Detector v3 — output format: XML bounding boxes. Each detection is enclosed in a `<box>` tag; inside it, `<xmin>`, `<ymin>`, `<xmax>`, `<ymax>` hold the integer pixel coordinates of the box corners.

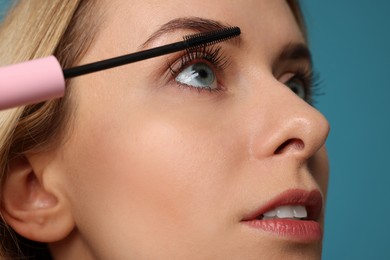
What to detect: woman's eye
<box><xmin>280</xmin><ymin>72</ymin><xmax>307</xmax><ymax>100</ymax></box>
<box><xmin>286</xmin><ymin>77</ymin><xmax>306</xmax><ymax>99</ymax></box>
<box><xmin>175</xmin><ymin>62</ymin><xmax>218</xmax><ymax>90</ymax></box>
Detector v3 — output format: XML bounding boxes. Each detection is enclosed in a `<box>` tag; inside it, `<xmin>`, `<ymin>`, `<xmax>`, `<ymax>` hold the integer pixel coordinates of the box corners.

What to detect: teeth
<box><xmin>262</xmin><ymin>205</ymin><xmax>307</xmax><ymax>220</ymax></box>
<box><xmin>293</xmin><ymin>205</ymin><xmax>307</xmax><ymax>218</ymax></box>
<box><xmin>263</xmin><ymin>209</ymin><xmax>277</xmax><ymax>217</ymax></box>
<box><xmin>276</xmin><ymin>206</ymin><xmax>295</xmax><ymax>218</ymax></box>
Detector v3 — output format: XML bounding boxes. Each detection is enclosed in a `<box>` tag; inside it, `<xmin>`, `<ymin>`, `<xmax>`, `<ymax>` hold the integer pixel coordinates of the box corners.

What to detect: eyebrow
<box><xmin>277</xmin><ymin>43</ymin><xmax>312</xmax><ymax>65</ymax></box>
<box><xmin>140</xmin><ymin>17</ymin><xmax>241</xmax><ymax>49</ymax></box>
<box><xmin>141</xmin><ymin>17</ymin><xmax>311</xmax><ymax>66</ymax></box>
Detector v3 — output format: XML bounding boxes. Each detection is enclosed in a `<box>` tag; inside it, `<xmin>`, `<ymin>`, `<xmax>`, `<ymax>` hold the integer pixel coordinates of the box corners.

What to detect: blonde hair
<box><xmin>0</xmin><ymin>0</ymin><xmax>101</xmax><ymax>258</ymax></box>
<box><xmin>0</xmin><ymin>0</ymin><xmax>304</xmax><ymax>258</ymax></box>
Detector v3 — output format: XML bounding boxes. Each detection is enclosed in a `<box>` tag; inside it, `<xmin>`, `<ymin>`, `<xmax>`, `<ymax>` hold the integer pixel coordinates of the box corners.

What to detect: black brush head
<box><xmin>183</xmin><ymin>27</ymin><xmax>241</xmax><ymax>49</ymax></box>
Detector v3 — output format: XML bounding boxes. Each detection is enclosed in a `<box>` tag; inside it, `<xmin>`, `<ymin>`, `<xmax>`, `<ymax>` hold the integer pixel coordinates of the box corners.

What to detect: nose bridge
<box><xmin>248</xmin><ymin>78</ymin><xmax>330</xmax><ymax>161</ymax></box>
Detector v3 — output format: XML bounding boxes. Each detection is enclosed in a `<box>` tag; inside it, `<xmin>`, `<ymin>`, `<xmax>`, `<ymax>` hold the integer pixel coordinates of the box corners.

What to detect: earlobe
<box><xmin>1</xmin><ymin>156</ymin><xmax>75</xmax><ymax>243</ymax></box>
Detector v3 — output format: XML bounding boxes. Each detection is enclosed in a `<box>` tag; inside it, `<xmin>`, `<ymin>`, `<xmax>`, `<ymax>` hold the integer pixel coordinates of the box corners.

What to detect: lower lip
<box><xmin>242</xmin><ymin>219</ymin><xmax>322</xmax><ymax>242</ymax></box>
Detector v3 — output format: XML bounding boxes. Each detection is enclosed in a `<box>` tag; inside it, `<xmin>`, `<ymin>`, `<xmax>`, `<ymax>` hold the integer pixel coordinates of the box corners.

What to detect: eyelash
<box><xmin>167</xmin><ymin>46</ymin><xmax>323</xmax><ymax>103</ymax></box>
<box><xmin>289</xmin><ymin>68</ymin><xmax>323</xmax><ymax>105</ymax></box>
<box><xmin>168</xmin><ymin>45</ymin><xmax>228</xmax><ymax>92</ymax></box>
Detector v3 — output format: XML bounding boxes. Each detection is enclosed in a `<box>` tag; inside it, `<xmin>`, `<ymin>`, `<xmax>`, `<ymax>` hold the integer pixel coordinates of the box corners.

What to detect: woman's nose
<box><xmin>248</xmin><ymin>77</ymin><xmax>330</xmax><ymax>162</ymax></box>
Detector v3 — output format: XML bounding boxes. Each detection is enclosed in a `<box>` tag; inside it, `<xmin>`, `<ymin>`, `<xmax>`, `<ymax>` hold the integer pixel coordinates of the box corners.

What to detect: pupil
<box><xmin>198</xmin><ymin>69</ymin><xmax>208</xmax><ymax>79</ymax></box>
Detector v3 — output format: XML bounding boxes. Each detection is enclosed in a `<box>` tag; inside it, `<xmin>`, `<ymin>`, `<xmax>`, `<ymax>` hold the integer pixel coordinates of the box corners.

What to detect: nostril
<box><xmin>274</xmin><ymin>138</ymin><xmax>304</xmax><ymax>155</ymax></box>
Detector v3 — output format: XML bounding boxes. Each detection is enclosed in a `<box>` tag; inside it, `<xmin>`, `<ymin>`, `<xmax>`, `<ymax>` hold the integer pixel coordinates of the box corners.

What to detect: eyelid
<box><xmin>168</xmin><ymin>55</ymin><xmax>221</xmax><ymax>78</ymax></box>
<box><xmin>278</xmin><ymin>72</ymin><xmax>295</xmax><ymax>84</ymax></box>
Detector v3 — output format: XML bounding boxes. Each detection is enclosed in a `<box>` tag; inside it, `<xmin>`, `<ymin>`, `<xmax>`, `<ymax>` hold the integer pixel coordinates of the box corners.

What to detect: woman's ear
<box><xmin>1</xmin><ymin>155</ymin><xmax>75</xmax><ymax>243</ymax></box>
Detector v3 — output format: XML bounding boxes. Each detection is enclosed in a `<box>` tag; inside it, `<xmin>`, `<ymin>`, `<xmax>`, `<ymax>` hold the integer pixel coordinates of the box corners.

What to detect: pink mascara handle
<box><xmin>0</xmin><ymin>56</ymin><xmax>65</xmax><ymax>110</ymax></box>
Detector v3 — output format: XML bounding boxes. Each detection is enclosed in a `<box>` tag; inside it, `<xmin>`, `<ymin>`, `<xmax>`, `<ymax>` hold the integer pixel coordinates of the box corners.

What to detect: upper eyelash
<box><xmin>168</xmin><ymin>45</ymin><xmax>230</xmax><ymax>78</ymax></box>
<box><xmin>293</xmin><ymin>69</ymin><xmax>323</xmax><ymax>105</ymax></box>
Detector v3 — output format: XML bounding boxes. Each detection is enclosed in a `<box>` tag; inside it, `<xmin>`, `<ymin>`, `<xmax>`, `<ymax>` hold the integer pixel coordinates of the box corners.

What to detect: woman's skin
<box><xmin>2</xmin><ymin>0</ymin><xmax>329</xmax><ymax>259</ymax></box>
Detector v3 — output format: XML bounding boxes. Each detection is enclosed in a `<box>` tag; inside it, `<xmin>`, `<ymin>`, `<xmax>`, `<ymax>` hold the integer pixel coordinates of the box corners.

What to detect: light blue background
<box><xmin>1</xmin><ymin>1</ymin><xmax>389</xmax><ymax>259</ymax></box>
<box><xmin>0</xmin><ymin>0</ymin><xmax>10</xmax><ymax>20</ymax></box>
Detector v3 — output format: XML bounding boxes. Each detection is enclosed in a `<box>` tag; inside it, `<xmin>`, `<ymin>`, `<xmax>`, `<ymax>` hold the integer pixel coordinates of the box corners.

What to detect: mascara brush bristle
<box><xmin>184</xmin><ymin>27</ymin><xmax>241</xmax><ymax>48</ymax></box>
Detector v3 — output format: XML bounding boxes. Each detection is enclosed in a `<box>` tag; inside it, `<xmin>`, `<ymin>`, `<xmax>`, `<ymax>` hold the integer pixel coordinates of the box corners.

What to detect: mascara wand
<box><xmin>0</xmin><ymin>27</ymin><xmax>240</xmax><ymax>110</ymax></box>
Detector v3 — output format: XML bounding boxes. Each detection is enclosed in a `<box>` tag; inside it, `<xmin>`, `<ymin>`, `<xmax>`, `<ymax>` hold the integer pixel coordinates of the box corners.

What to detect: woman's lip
<box><xmin>241</xmin><ymin>189</ymin><xmax>324</xmax><ymax>242</ymax></box>
<box><xmin>242</xmin><ymin>189</ymin><xmax>323</xmax><ymax>221</ymax></box>
<box><xmin>242</xmin><ymin>219</ymin><xmax>323</xmax><ymax>242</ymax></box>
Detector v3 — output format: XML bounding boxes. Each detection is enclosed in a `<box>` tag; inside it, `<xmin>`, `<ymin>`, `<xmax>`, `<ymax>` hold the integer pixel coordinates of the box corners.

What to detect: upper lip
<box><xmin>241</xmin><ymin>189</ymin><xmax>323</xmax><ymax>221</ymax></box>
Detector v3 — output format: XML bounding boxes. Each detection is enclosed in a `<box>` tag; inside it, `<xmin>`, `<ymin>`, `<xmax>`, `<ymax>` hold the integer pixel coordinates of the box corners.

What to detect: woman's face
<box><xmin>52</xmin><ymin>0</ymin><xmax>329</xmax><ymax>258</ymax></box>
